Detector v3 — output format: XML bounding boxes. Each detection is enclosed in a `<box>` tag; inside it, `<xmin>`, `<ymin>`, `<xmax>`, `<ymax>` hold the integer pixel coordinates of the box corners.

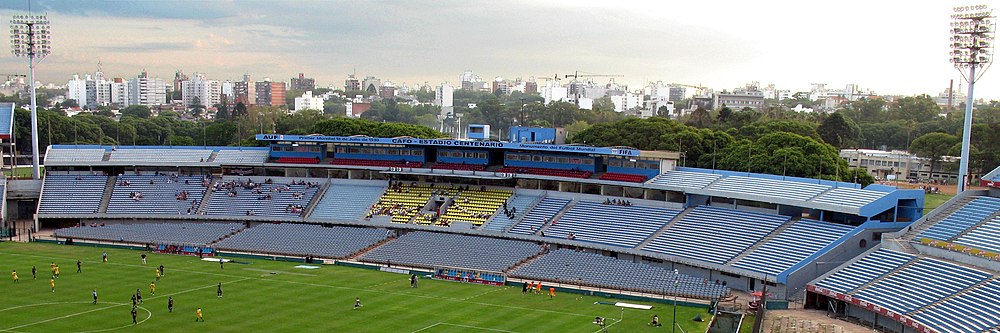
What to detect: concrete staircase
<box><xmin>301</xmin><ymin>180</ymin><xmax>331</xmax><ymax>218</ymax></box>
<box><xmin>725</xmin><ymin>218</ymin><xmax>797</xmax><ymax>265</ymax></box>
<box><xmin>637</xmin><ymin>206</ymin><xmax>693</xmax><ymax>249</ymax></box>
<box><xmin>97</xmin><ymin>176</ymin><xmax>117</xmax><ymax>213</ymax></box>
<box><xmin>534</xmin><ymin>199</ymin><xmax>577</xmax><ymax>236</ymax></box>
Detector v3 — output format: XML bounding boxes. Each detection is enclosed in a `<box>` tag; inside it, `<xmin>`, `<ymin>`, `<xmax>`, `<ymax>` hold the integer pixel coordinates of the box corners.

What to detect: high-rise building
<box><xmin>110</xmin><ymin>78</ymin><xmax>130</xmax><ymax>108</ymax></box>
<box><xmin>255</xmin><ymin>79</ymin><xmax>287</xmax><ymax>107</ymax></box>
<box><xmin>525</xmin><ymin>79</ymin><xmax>538</xmax><ymax>95</ymax></box>
<box><xmin>435</xmin><ymin>82</ymin><xmax>453</xmax><ymax>108</ymax></box>
<box><xmin>294</xmin><ymin>91</ymin><xmax>324</xmax><ymax>112</ymax></box>
<box><xmin>173</xmin><ymin>70</ymin><xmax>189</xmax><ymax>95</ymax></box>
<box><xmin>668</xmin><ymin>87</ymin><xmax>686</xmax><ymax>102</ymax></box>
<box><xmin>362</xmin><ymin>76</ymin><xmax>381</xmax><ymax>95</ymax></box>
<box><xmin>542</xmin><ymin>80</ymin><xmax>568</xmax><ymax>104</ymax></box>
<box><xmin>290</xmin><ymin>73</ymin><xmax>315</xmax><ymax>91</ymax></box>
<box><xmin>345</xmin><ymin>74</ymin><xmax>360</xmax><ymax>91</ymax></box>
<box><xmin>181</xmin><ymin>73</ymin><xmax>221</xmax><ymax>108</ymax></box>
<box><xmin>459</xmin><ymin>70</ymin><xmax>481</xmax><ymax>90</ymax></box>
<box><xmin>379</xmin><ymin>82</ymin><xmax>397</xmax><ymax>99</ymax></box>
<box><xmin>66</xmin><ymin>74</ymin><xmax>88</xmax><ymax>107</ymax></box>
<box><xmin>128</xmin><ymin>71</ymin><xmax>168</xmax><ymax>107</ymax></box>
<box><xmin>234</xmin><ymin>74</ymin><xmax>255</xmax><ymax>106</ymax></box>
<box><xmin>221</xmin><ymin>80</ymin><xmax>234</xmax><ymax>104</ymax></box>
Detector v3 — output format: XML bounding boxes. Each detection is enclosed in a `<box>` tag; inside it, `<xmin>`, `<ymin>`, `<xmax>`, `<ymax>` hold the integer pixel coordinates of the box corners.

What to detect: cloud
<box><xmin>98</xmin><ymin>41</ymin><xmax>192</xmax><ymax>53</ymax></box>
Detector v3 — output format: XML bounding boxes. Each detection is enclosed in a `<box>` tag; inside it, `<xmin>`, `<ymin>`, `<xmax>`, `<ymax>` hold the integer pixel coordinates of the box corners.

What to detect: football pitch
<box><xmin>0</xmin><ymin>242</ymin><xmax>711</xmax><ymax>332</ymax></box>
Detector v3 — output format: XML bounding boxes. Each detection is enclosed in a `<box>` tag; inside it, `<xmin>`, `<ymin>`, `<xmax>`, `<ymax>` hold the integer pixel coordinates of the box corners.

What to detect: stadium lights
<box><xmin>951</xmin><ymin>5</ymin><xmax>995</xmax><ymax>193</ymax></box>
<box><xmin>10</xmin><ymin>13</ymin><xmax>50</xmax><ymax>180</ymax></box>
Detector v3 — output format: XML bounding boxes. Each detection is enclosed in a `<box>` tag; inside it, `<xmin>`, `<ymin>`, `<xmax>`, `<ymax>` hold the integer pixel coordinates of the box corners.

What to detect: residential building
<box><xmin>110</xmin><ymin>78</ymin><xmax>130</xmax><ymax>108</ymax></box>
<box><xmin>172</xmin><ymin>70</ymin><xmax>189</xmax><ymax>94</ymax></box>
<box><xmin>255</xmin><ymin>79</ymin><xmax>287</xmax><ymax>107</ymax></box>
<box><xmin>66</xmin><ymin>74</ymin><xmax>88</xmax><ymax>107</ymax></box>
<box><xmin>294</xmin><ymin>91</ymin><xmax>324</xmax><ymax>112</ymax></box>
<box><xmin>525</xmin><ymin>79</ymin><xmax>538</xmax><ymax>94</ymax></box>
<box><xmin>379</xmin><ymin>81</ymin><xmax>397</xmax><ymax>99</ymax></box>
<box><xmin>233</xmin><ymin>74</ymin><xmax>255</xmax><ymax>106</ymax></box>
<box><xmin>435</xmin><ymin>82</ymin><xmax>453</xmax><ymax>108</ymax></box>
<box><xmin>459</xmin><ymin>70</ymin><xmax>481</xmax><ymax>90</ymax></box>
<box><xmin>290</xmin><ymin>73</ymin><xmax>315</xmax><ymax>92</ymax></box>
<box><xmin>346</xmin><ymin>95</ymin><xmax>371</xmax><ymax>118</ymax></box>
<box><xmin>181</xmin><ymin>73</ymin><xmax>221</xmax><ymax>108</ymax></box>
<box><xmin>840</xmin><ymin>149</ymin><xmax>959</xmax><ymax>182</ymax></box>
<box><xmin>541</xmin><ymin>80</ymin><xmax>568</xmax><ymax>104</ymax></box>
<box><xmin>713</xmin><ymin>83</ymin><xmax>765</xmax><ymax>110</ymax></box>
<box><xmin>668</xmin><ymin>87</ymin><xmax>686</xmax><ymax>102</ymax></box>
<box><xmin>345</xmin><ymin>74</ymin><xmax>360</xmax><ymax>91</ymax></box>
<box><xmin>128</xmin><ymin>71</ymin><xmax>168</xmax><ymax>107</ymax></box>
<box><xmin>610</xmin><ymin>92</ymin><xmax>642</xmax><ymax>112</ymax></box>
<box><xmin>221</xmin><ymin>80</ymin><xmax>234</xmax><ymax>104</ymax></box>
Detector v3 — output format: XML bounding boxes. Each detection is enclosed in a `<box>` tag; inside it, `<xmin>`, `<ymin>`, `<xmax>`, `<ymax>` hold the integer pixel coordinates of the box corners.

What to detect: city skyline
<box><xmin>0</xmin><ymin>1</ymin><xmax>994</xmax><ymax>99</ymax></box>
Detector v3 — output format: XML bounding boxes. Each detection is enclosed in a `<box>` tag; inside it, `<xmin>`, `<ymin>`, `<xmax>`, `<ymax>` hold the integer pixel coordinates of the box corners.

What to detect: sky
<box><xmin>0</xmin><ymin>0</ymin><xmax>996</xmax><ymax>99</ymax></box>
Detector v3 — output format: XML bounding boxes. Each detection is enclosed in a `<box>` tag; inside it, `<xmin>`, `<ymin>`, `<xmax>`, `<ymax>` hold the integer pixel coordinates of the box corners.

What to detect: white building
<box><xmin>128</xmin><ymin>71</ymin><xmax>168</xmax><ymax>107</ymax></box>
<box><xmin>435</xmin><ymin>82</ymin><xmax>453</xmax><ymax>108</ymax></box>
<box><xmin>610</xmin><ymin>92</ymin><xmax>642</xmax><ymax>112</ymax></box>
<box><xmin>542</xmin><ymin>80</ymin><xmax>568</xmax><ymax>104</ymax></box>
<box><xmin>181</xmin><ymin>73</ymin><xmax>221</xmax><ymax>108</ymax></box>
<box><xmin>110</xmin><ymin>78</ymin><xmax>130</xmax><ymax>108</ymax></box>
<box><xmin>294</xmin><ymin>91</ymin><xmax>324</xmax><ymax>112</ymax></box>
<box><xmin>66</xmin><ymin>74</ymin><xmax>88</xmax><ymax>107</ymax></box>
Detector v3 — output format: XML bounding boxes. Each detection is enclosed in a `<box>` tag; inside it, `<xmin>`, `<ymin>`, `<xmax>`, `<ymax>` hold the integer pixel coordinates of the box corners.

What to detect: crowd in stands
<box><xmin>602</xmin><ymin>198</ymin><xmax>632</xmax><ymax>207</ymax></box>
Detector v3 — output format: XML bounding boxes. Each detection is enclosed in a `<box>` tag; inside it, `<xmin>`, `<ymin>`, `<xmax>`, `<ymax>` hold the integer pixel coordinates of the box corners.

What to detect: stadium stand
<box><xmin>814</xmin><ymin>249</ymin><xmax>916</xmax><ymax>293</ymax></box>
<box><xmin>481</xmin><ymin>194</ymin><xmax>539</xmax><ymax>232</ymax></box>
<box><xmin>811</xmin><ymin>188</ymin><xmax>889</xmax><ymax>208</ymax></box>
<box><xmin>598</xmin><ymin>172</ymin><xmax>648</xmax><ymax>183</ymax></box>
<box><xmin>43</xmin><ymin>148</ymin><xmax>107</xmax><ymax>163</ymax></box>
<box><xmin>213</xmin><ymin>223</ymin><xmax>388</xmax><ymax>259</ymax></box>
<box><xmin>437</xmin><ymin>188</ymin><xmax>513</xmax><ymax>225</ymax></box>
<box><xmin>647</xmin><ymin>170</ymin><xmax>722</xmax><ymax>189</ymax></box>
<box><xmin>909</xmin><ymin>278</ymin><xmax>1000</xmax><ymax>333</ymax></box>
<box><xmin>106</xmin><ymin>174</ymin><xmax>209</xmax><ymax>215</ymax></box>
<box><xmin>953</xmin><ymin>216</ymin><xmax>1000</xmax><ymax>253</ymax></box>
<box><xmin>0</xmin><ymin>102</ymin><xmax>13</xmax><ymax>139</ymax></box>
<box><xmin>508</xmin><ymin>197</ymin><xmax>571</xmax><ymax>235</ymax></box>
<box><xmin>851</xmin><ymin>257</ymin><xmax>992</xmax><ymax>314</ymax></box>
<box><xmin>275</xmin><ymin>157</ymin><xmax>320</xmax><ymax>164</ymax></box>
<box><xmin>38</xmin><ymin>174</ymin><xmax>108</xmax><ymax>214</ymax></box>
<box><xmin>311</xmin><ymin>183</ymin><xmax>386</xmax><ymax>221</ymax></box>
<box><xmin>212</xmin><ymin>149</ymin><xmax>270</xmax><ymax>164</ymax></box>
<box><xmin>543</xmin><ymin>201</ymin><xmax>680</xmax><ymax>248</ymax></box>
<box><xmin>205</xmin><ymin>177</ymin><xmax>320</xmax><ymax>217</ymax></box>
<box><xmin>705</xmin><ymin>176</ymin><xmax>829</xmax><ymax>201</ymax></box>
<box><xmin>918</xmin><ymin>196</ymin><xmax>1000</xmax><ymax>242</ymax></box>
<box><xmin>331</xmin><ymin>158</ymin><xmax>422</xmax><ymax>168</ymax></box>
<box><xmin>360</xmin><ymin>231</ymin><xmax>540</xmax><ymax>272</ymax></box>
<box><xmin>432</xmin><ymin>162</ymin><xmax>486</xmax><ymax>171</ymax></box>
<box><xmin>642</xmin><ymin>206</ymin><xmax>789</xmax><ymax>264</ymax></box>
<box><xmin>368</xmin><ymin>183</ymin><xmax>434</xmax><ymax>223</ymax></box>
<box><xmin>54</xmin><ymin>222</ymin><xmax>242</xmax><ymax>246</ymax></box>
<box><xmin>732</xmin><ymin>219</ymin><xmax>854</xmax><ymax>275</ymax></box>
<box><xmin>497</xmin><ymin>166</ymin><xmax>592</xmax><ymax>179</ymax></box>
<box><xmin>508</xmin><ymin>249</ymin><xmax>730</xmax><ymax>299</ymax></box>
<box><xmin>108</xmin><ymin>149</ymin><xmax>213</xmax><ymax>163</ymax></box>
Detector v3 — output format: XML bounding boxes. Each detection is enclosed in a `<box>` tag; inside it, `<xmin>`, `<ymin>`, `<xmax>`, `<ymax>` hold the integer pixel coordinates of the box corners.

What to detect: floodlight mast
<box><xmin>951</xmin><ymin>5</ymin><xmax>994</xmax><ymax>193</ymax></box>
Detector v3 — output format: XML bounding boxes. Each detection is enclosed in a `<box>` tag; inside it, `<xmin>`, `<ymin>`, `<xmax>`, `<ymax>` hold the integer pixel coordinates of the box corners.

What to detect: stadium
<box><xmin>0</xmin><ymin>96</ymin><xmax>999</xmax><ymax>332</ymax></box>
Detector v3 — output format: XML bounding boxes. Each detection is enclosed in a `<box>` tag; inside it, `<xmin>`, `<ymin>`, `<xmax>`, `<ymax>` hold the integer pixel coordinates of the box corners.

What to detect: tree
<box><xmin>215</xmin><ymin>102</ymin><xmax>230</xmax><ymax>120</ymax></box>
<box><xmin>232</xmin><ymin>102</ymin><xmax>248</xmax><ymax>118</ymax></box>
<box><xmin>121</xmin><ymin>105</ymin><xmax>152</xmax><ymax>119</ymax></box>
<box><xmin>818</xmin><ymin>112</ymin><xmax>861</xmax><ymax>148</ymax></box>
<box><xmin>909</xmin><ymin>132</ymin><xmax>960</xmax><ymax>174</ymax></box>
<box><xmin>686</xmin><ymin>106</ymin><xmax>712</xmax><ymax>128</ymax></box>
<box><xmin>888</xmin><ymin>95</ymin><xmax>940</xmax><ymax>122</ymax></box>
<box><xmin>190</xmin><ymin>97</ymin><xmax>205</xmax><ymax>117</ymax></box>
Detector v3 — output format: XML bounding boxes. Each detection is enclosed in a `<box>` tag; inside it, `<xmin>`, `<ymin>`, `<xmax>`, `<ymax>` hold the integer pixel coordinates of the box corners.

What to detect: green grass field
<box><xmin>0</xmin><ymin>242</ymin><xmax>711</xmax><ymax>332</ymax></box>
<box><xmin>2</xmin><ymin>166</ymin><xmax>43</xmax><ymax>178</ymax></box>
<box><xmin>923</xmin><ymin>193</ymin><xmax>954</xmax><ymax>215</ymax></box>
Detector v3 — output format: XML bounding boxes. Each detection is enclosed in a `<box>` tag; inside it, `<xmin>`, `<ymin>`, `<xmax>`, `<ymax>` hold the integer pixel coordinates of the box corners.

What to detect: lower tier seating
<box><xmin>359</xmin><ymin>231</ymin><xmax>540</xmax><ymax>272</ymax></box>
<box><xmin>54</xmin><ymin>222</ymin><xmax>242</xmax><ymax>246</ymax></box>
<box><xmin>213</xmin><ymin>223</ymin><xmax>389</xmax><ymax>259</ymax></box>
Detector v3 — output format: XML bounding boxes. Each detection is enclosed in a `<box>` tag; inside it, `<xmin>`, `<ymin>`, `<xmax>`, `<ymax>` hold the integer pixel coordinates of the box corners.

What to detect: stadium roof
<box><xmin>0</xmin><ymin>102</ymin><xmax>15</xmax><ymax>140</ymax></box>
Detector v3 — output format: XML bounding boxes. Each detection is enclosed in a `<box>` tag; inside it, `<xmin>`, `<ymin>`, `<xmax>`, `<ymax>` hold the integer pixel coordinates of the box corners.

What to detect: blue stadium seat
<box><xmin>38</xmin><ymin>174</ymin><xmax>107</xmax><ymax>214</ymax></box>
<box><xmin>310</xmin><ymin>184</ymin><xmax>386</xmax><ymax>221</ymax></box>
<box><xmin>641</xmin><ymin>206</ymin><xmax>788</xmax><ymax>264</ymax></box>
<box><xmin>214</xmin><ymin>223</ymin><xmax>388</xmax><ymax>259</ymax></box>
<box><xmin>919</xmin><ymin>197</ymin><xmax>1000</xmax><ymax>242</ymax></box>
<box><xmin>54</xmin><ymin>222</ymin><xmax>242</xmax><ymax>246</ymax></box>
<box><xmin>733</xmin><ymin>219</ymin><xmax>854</xmax><ymax>275</ymax></box>
<box><xmin>543</xmin><ymin>201</ymin><xmax>679</xmax><ymax>248</ymax></box>
<box><xmin>814</xmin><ymin>249</ymin><xmax>915</xmax><ymax>293</ymax></box>
<box><xmin>360</xmin><ymin>231</ymin><xmax>540</xmax><ymax>272</ymax></box>
<box><xmin>508</xmin><ymin>197</ymin><xmax>570</xmax><ymax>235</ymax></box>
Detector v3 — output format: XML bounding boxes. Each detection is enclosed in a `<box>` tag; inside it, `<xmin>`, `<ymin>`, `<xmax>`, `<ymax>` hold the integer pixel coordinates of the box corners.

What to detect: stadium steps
<box><xmin>808</xmin><ymin>187</ymin><xmax>836</xmax><ymax>202</ymax></box>
<box><xmin>503</xmin><ymin>250</ymin><xmax>548</xmax><ymax>274</ymax></box>
<box><xmin>102</xmin><ymin>152</ymin><xmax>111</xmax><ymax>161</ymax></box>
<box><xmin>206</xmin><ymin>224</ymin><xmax>248</xmax><ymax>246</ymax></box>
<box><xmin>636</xmin><ymin>206</ymin><xmax>693</xmax><ymax>249</ymax></box>
<box><xmin>846</xmin><ymin>256</ymin><xmax>920</xmax><ymax>294</ymax></box>
<box><xmin>724</xmin><ymin>218</ymin><xmax>799</xmax><ymax>266</ymax></box>
<box><xmin>195</xmin><ymin>178</ymin><xmax>218</xmax><ymax>215</ymax></box>
<box><xmin>302</xmin><ymin>180</ymin><xmax>332</xmax><ymax>218</ymax></box>
<box><xmin>97</xmin><ymin>176</ymin><xmax>117</xmax><ymax>213</ymax></box>
<box><xmin>346</xmin><ymin>235</ymin><xmax>396</xmax><ymax>260</ymax></box>
<box><xmin>206</xmin><ymin>151</ymin><xmax>219</xmax><ymax>163</ymax></box>
<box><xmin>535</xmin><ymin>199</ymin><xmax>577</xmax><ymax>236</ymax></box>
<box><xmin>902</xmin><ymin>196</ymin><xmax>975</xmax><ymax>241</ymax></box>
<box><xmin>502</xmin><ymin>195</ymin><xmax>544</xmax><ymax>233</ymax></box>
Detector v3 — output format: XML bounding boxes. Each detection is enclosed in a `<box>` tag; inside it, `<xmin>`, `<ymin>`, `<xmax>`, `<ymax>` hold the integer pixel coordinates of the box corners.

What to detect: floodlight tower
<box><xmin>951</xmin><ymin>5</ymin><xmax>995</xmax><ymax>192</ymax></box>
<box><xmin>10</xmin><ymin>14</ymin><xmax>50</xmax><ymax>180</ymax></box>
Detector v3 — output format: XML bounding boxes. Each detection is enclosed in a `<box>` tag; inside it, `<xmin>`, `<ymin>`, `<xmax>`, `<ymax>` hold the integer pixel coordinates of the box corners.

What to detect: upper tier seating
<box><xmin>212</xmin><ymin>149</ymin><xmax>269</xmax><ymax>164</ymax></box>
<box><xmin>38</xmin><ymin>174</ymin><xmax>107</xmax><ymax>214</ymax></box>
<box><xmin>852</xmin><ymin>257</ymin><xmax>991</xmax><ymax>314</ymax></box>
<box><xmin>544</xmin><ymin>201</ymin><xmax>680</xmax><ymax>248</ymax></box>
<box><xmin>310</xmin><ymin>183</ymin><xmax>386</xmax><ymax>221</ymax></box>
<box><xmin>919</xmin><ymin>196</ymin><xmax>1000</xmax><ymax>242</ymax></box>
<box><xmin>331</xmin><ymin>158</ymin><xmax>422</xmax><ymax>168</ymax></box>
<box><xmin>213</xmin><ymin>223</ymin><xmax>388</xmax><ymax>259</ymax></box>
<box><xmin>205</xmin><ymin>178</ymin><xmax>320</xmax><ymax>217</ymax></box>
<box><xmin>642</xmin><ymin>206</ymin><xmax>789</xmax><ymax>264</ymax></box>
<box><xmin>44</xmin><ymin>148</ymin><xmax>106</xmax><ymax>163</ymax></box>
<box><xmin>359</xmin><ymin>231</ymin><xmax>540</xmax><ymax>272</ymax></box>
<box><xmin>54</xmin><ymin>222</ymin><xmax>242</xmax><ymax>246</ymax></box>
<box><xmin>648</xmin><ymin>171</ymin><xmax>722</xmax><ymax>189</ymax></box>
<box><xmin>811</xmin><ymin>188</ymin><xmax>888</xmax><ymax>208</ymax></box>
<box><xmin>275</xmin><ymin>157</ymin><xmax>320</xmax><ymax>164</ymax></box>
<box><xmin>705</xmin><ymin>176</ymin><xmax>829</xmax><ymax>202</ymax></box>
<box><xmin>432</xmin><ymin>162</ymin><xmax>486</xmax><ymax>171</ymax></box>
<box><xmin>106</xmin><ymin>174</ymin><xmax>209</xmax><ymax>215</ymax></box>
<box><xmin>509</xmin><ymin>249</ymin><xmax>730</xmax><ymax>300</ymax></box>
<box><xmin>368</xmin><ymin>183</ymin><xmax>434</xmax><ymax>223</ymax></box>
<box><xmin>733</xmin><ymin>219</ymin><xmax>855</xmax><ymax>275</ymax></box>
<box><xmin>437</xmin><ymin>188</ymin><xmax>513</xmax><ymax>226</ymax></box>
<box><xmin>498</xmin><ymin>166</ymin><xmax>592</xmax><ymax>179</ymax></box>
<box><xmin>481</xmin><ymin>195</ymin><xmax>539</xmax><ymax>232</ymax></box>
<box><xmin>109</xmin><ymin>149</ymin><xmax>213</xmax><ymax>163</ymax></box>
<box><xmin>909</xmin><ymin>278</ymin><xmax>1000</xmax><ymax>333</ymax></box>
<box><xmin>954</xmin><ymin>216</ymin><xmax>1000</xmax><ymax>253</ymax></box>
<box><xmin>508</xmin><ymin>197</ymin><xmax>571</xmax><ymax>235</ymax></box>
<box><xmin>598</xmin><ymin>172</ymin><xmax>649</xmax><ymax>183</ymax></box>
<box><xmin>814</xmin><ymin>249</ymin><xmax>916</xmax><ymax>293</ymax></box>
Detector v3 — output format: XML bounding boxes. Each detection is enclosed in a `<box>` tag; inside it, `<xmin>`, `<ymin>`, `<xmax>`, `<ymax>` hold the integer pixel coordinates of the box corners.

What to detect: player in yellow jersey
<box><xmin>11</xmin><ymin>270</ymin><xmax>17</xmax><ymax>283</ymax></box>
<box><xmin>150</xmin><ymin>281</ymin><xmax>156</xmax><ymax>295</ymax></box>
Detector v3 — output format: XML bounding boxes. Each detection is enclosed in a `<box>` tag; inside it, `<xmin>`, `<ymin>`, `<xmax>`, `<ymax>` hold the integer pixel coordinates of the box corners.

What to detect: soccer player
<box><xmin>53</xmin><ymin>265</ymin><xmax>60</xmax><ymax>278</ymax></box>
<box><xmin>219</xmin><ymin>259</ymin><xmax>224</xmax><ymax>270</ymax></box>
<box><xmin>195</xmin><ymin>307</ymin><xmax>204</xmax><ymax>322</ymax></box>
<box><xmin>150</xmin><ymin>281</ymin><xmax>156</xmax><ymax>295</ymax></box>
<box><xmin>131</xmin><ymin>306</ymin><xmax>138</xmax><ymax>324</ymax></box>
<box><xmin>131</xmin><ymin>294</ymin><xmax>137</xmax><ymax>307</ymax></box>
<box><xmin>136</xmin><ymin>288</ymin><xmax>143</xmax><ymax>304</ymax></box>
<box><xmin>353</xmin><ymin>297</ymin><xmax>362</xmax><ymax>310</ymax></box>
<box><xmin>93</xmin><ymin>289</ymin><xmax>99</xmax><ymax>304</ymax></box>
<box><xmin>102</xmin><ymin>252</ymin><xmax>108</xmax><ymax>262</ymax></box>
<box><xmin>77</xmin><ymin>260</ymin><xmax>82</xmax><ymax>273</ymax></box>
<box><xmin>31</xmin><ymin>266</ymin><xmax>35</xmax><ymax>280</ymax></box>
<box><xmin>650</xmin><ymin>315</ymin><xmax>662</xmax><ymax>327</ymax></box>
<box><xmin>155</xmin><ymin>268</ymin><xmax>161</xmax><ymax>281</ymax></box>
<box><xmin>167</xmin><ymin>297</ymin><xmax>173</xmax><ymax>313</ymax></box>
<box><xmin>217</xmin><ymin>283</ymin><xmax>223</xmax><ymax>298</ymax></box>
<box><xmin>141</xmin><ymin>254</ymin><xmax>147</xmax><ymax>265</ymax></box>
<box><xmin>158</xmin><ymin>264</ymin><xmax>164</xmax><ymax>277</ymax></box>
<box><xmin>534</xmin><ymin>282</ymin><xmax>541</xmax><ymax>295</ymax></box>
<box><xmin>549</xmin><ymin>287</ymin><xmax>555</xmax><ymax>299</ymax></box>
<box><xmin>49</xmin><ymin>277</ymin><xmax>55</xmax><ymax>292</ymax></box>
<box><xmin>522</xmin><ymin>281</ymin><xmax>529</xmax><ymax>294</ymax></box>
<box><xmin>11</xmin><ymin>270</ymin><xmax>17</xmax><ymax>283</ymax></box>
